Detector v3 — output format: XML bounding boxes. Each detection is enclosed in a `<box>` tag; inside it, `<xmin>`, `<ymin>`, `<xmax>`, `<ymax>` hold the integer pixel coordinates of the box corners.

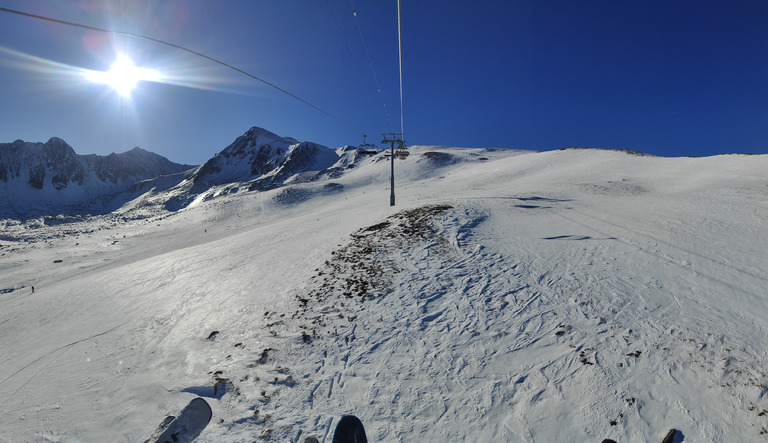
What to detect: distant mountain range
<box><xmin>0</xmin><ymin>137</ymin><xmax>194</xmax><ymax>216</ymax></box>
<box><xmin>0</xmin><ymin>127</ymin><xmax>349</xmax><ymax>218</ymax></box>
<box><xmin>0</xmin><ymin>137</ymin><xmax>192</xmax><ymax>191</ymax></box>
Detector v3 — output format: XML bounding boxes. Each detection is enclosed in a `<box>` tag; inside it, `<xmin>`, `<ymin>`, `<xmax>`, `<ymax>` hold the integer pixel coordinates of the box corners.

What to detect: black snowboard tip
<box><xmin>332</xmin><ymin>415</ymin><xmax>367</xmax><ymax>443</ymax></box>
<box><xmin>662</xmin><ymin>428</ymin><xmax>678</xmax><ymax>443</ymax></box>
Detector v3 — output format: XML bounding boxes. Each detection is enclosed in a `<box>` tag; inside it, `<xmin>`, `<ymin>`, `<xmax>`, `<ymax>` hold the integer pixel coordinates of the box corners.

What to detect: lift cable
<box><xmin>349</xmin><ymin>1</ymin><xmax>395</xmax><ymax>133</ymax></box>
<box><xmin>397</xmin><ymin>0</ymin><xmax>405</xmax><ymax>138</ymax></box>
<box><xmin>0</xmin><ymin>6</ymin><xmax>365</xmax><ymax>135</ymax></box>
<box><xmin>325</xmin><ymin>0</ymin><xmax>354</xmax><ymax>58</ymax></box>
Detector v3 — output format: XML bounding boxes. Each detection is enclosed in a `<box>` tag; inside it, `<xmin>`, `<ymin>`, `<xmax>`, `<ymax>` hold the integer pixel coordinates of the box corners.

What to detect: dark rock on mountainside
<box><xmin>0</xmin><ymin>138</ymin><xmax>86</xmax><ymax>190</ymax></box>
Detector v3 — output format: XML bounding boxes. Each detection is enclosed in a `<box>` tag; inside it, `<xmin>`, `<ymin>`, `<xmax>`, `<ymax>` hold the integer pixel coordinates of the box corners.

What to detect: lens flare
<box><xmin>86</xmin><ymin>54</ymin><xmax>159</xmax><ymax>97</ymax></box>
<box><xmin>0</xmin><ymin>43</ymin><xmax>247</xmax><ymax>101</ymax></box>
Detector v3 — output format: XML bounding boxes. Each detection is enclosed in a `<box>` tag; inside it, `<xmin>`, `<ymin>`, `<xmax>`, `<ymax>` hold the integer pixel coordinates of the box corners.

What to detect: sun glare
<box><xmin>87</xmin><ymin>55</ymin><xmax>159</xmax><ymax>96</ymax></box>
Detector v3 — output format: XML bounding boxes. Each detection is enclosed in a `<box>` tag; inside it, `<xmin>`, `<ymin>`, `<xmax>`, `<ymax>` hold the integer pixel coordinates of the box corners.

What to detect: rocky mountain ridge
<box><xmin>0</xmin><ymin>137</ymin><xmax>194</xmax><ymax>217</ymax></box>
<box><xmin>0</xmin><ymin>127</ymin><xmax>348</xmax><ymax>218</ymax></box>
<box><xmin>0</xmin><ymin>137</ymin><xmax>192</xmax><ymax>191</ymax></box>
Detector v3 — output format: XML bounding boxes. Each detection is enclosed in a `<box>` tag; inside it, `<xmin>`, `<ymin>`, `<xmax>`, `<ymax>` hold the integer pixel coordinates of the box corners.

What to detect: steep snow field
<box><xmin>1</xmin><ymin>147</ymin><xmax>767</xmax><ymax>442</ymax></box>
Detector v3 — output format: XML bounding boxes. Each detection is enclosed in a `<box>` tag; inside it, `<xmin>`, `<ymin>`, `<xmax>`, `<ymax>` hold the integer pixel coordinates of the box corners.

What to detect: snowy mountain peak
<box><xmin>44</xmin><ymin>136</ymin><xmax>72</xmax><ymax>150</ymax></box>
<box><xmin>243</xmin><ymin>126</ymin><xmax>299</xmax><ymax>144</ymax></box>
<box><xmin>192</xmin><ymin>127</ymin><xmax>336</xmax><ymax>187</ymax></box>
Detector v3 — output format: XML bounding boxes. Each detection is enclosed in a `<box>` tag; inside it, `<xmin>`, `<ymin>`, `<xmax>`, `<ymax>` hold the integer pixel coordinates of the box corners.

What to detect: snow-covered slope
<box><xmin>1</xmin><ymin>146</ymin><xmax>767</xmax><ymax>442</ymax></box>
<box><xmin>0</xmin><ymin>138</ymin><xmax>194</xmax><ymax>217</ymax></box>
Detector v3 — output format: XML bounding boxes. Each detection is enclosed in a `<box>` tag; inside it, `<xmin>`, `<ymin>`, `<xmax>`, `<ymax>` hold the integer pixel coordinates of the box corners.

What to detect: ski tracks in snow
<box><xmin>197</xmin><ymin>198</ymin><xmax>768</xmax><ymax>441</ymax></box>
<box><xmin>466</xmin><ymin>194</ymin><xmax>768</xmax><ymax>441</ymax></box>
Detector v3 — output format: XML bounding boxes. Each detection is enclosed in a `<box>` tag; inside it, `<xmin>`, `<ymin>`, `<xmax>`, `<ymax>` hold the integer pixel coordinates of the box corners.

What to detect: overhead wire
<box><xmin>0</xmin><ymin>6</ymin><xmax>365</xmax><ymax>135</ymax></box>
<box><xmin>349</xmin><ymin>1</ymin><xmax>395</xmax><ymax>133</ymax></box>
<box><xmin>325</xmin><ymin>0</ymin><xmax>354</xmax><ymax>58</ymax></box>
<box><xmin>397</xmin><ymin>0</ymin><xmax>405</xmax><ymax>138</ymax></box>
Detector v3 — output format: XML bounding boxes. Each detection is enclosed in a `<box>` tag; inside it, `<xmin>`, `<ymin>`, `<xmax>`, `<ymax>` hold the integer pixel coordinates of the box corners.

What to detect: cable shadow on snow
<box><xmin>542</xmin><ymin>235</ymin><xmax>617</xmax><ymax>241</ymax></box>
<box><xmin>516</xmin><ymin>196</ymin><xmax>571</xmax><ymax>202</ymax></box>
<box><xmin>473</xmin><ymin>196</ymin><xmax>572</xmax><ymax>203</ymax></box>
<box><xmin>459</xmin><ymin>196</ymin><xmax>572</xmax><ymax>210</ymax></box>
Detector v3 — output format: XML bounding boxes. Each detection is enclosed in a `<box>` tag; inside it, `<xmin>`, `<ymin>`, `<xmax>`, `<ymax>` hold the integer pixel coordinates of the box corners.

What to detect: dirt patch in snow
<box><xmin>303</xmin><ymin>204</ymin><xmax>454</xmax><ymax>302</ymax></box>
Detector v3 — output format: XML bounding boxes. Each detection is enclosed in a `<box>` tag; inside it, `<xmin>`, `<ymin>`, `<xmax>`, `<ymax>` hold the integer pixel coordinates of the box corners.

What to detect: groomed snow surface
<box><xmin>1</xmin><ymin>147</ymin><xmax>767</xmax><ymax>442</ymax></box>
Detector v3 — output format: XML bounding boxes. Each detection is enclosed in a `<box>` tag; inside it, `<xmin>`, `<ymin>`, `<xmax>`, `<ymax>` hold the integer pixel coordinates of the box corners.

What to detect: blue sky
<box><xmin>0</xmin><ymin>0</ymin><xmax>766</xmax><ymax>165</ymax></box>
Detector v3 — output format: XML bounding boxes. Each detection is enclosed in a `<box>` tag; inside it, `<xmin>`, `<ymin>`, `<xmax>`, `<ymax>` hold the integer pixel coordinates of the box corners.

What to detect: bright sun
<box><xmin>87</xmin><ymin>55</ymin><xmax>159</xmax><ymax>96</ymax></box>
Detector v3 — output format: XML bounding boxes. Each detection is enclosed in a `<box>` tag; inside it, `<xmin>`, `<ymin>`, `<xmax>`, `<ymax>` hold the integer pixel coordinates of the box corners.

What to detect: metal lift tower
<box><xmin>382</xmin><ymin>132</ymin><xmax>405</xmax><ymax>206</ymax></box>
